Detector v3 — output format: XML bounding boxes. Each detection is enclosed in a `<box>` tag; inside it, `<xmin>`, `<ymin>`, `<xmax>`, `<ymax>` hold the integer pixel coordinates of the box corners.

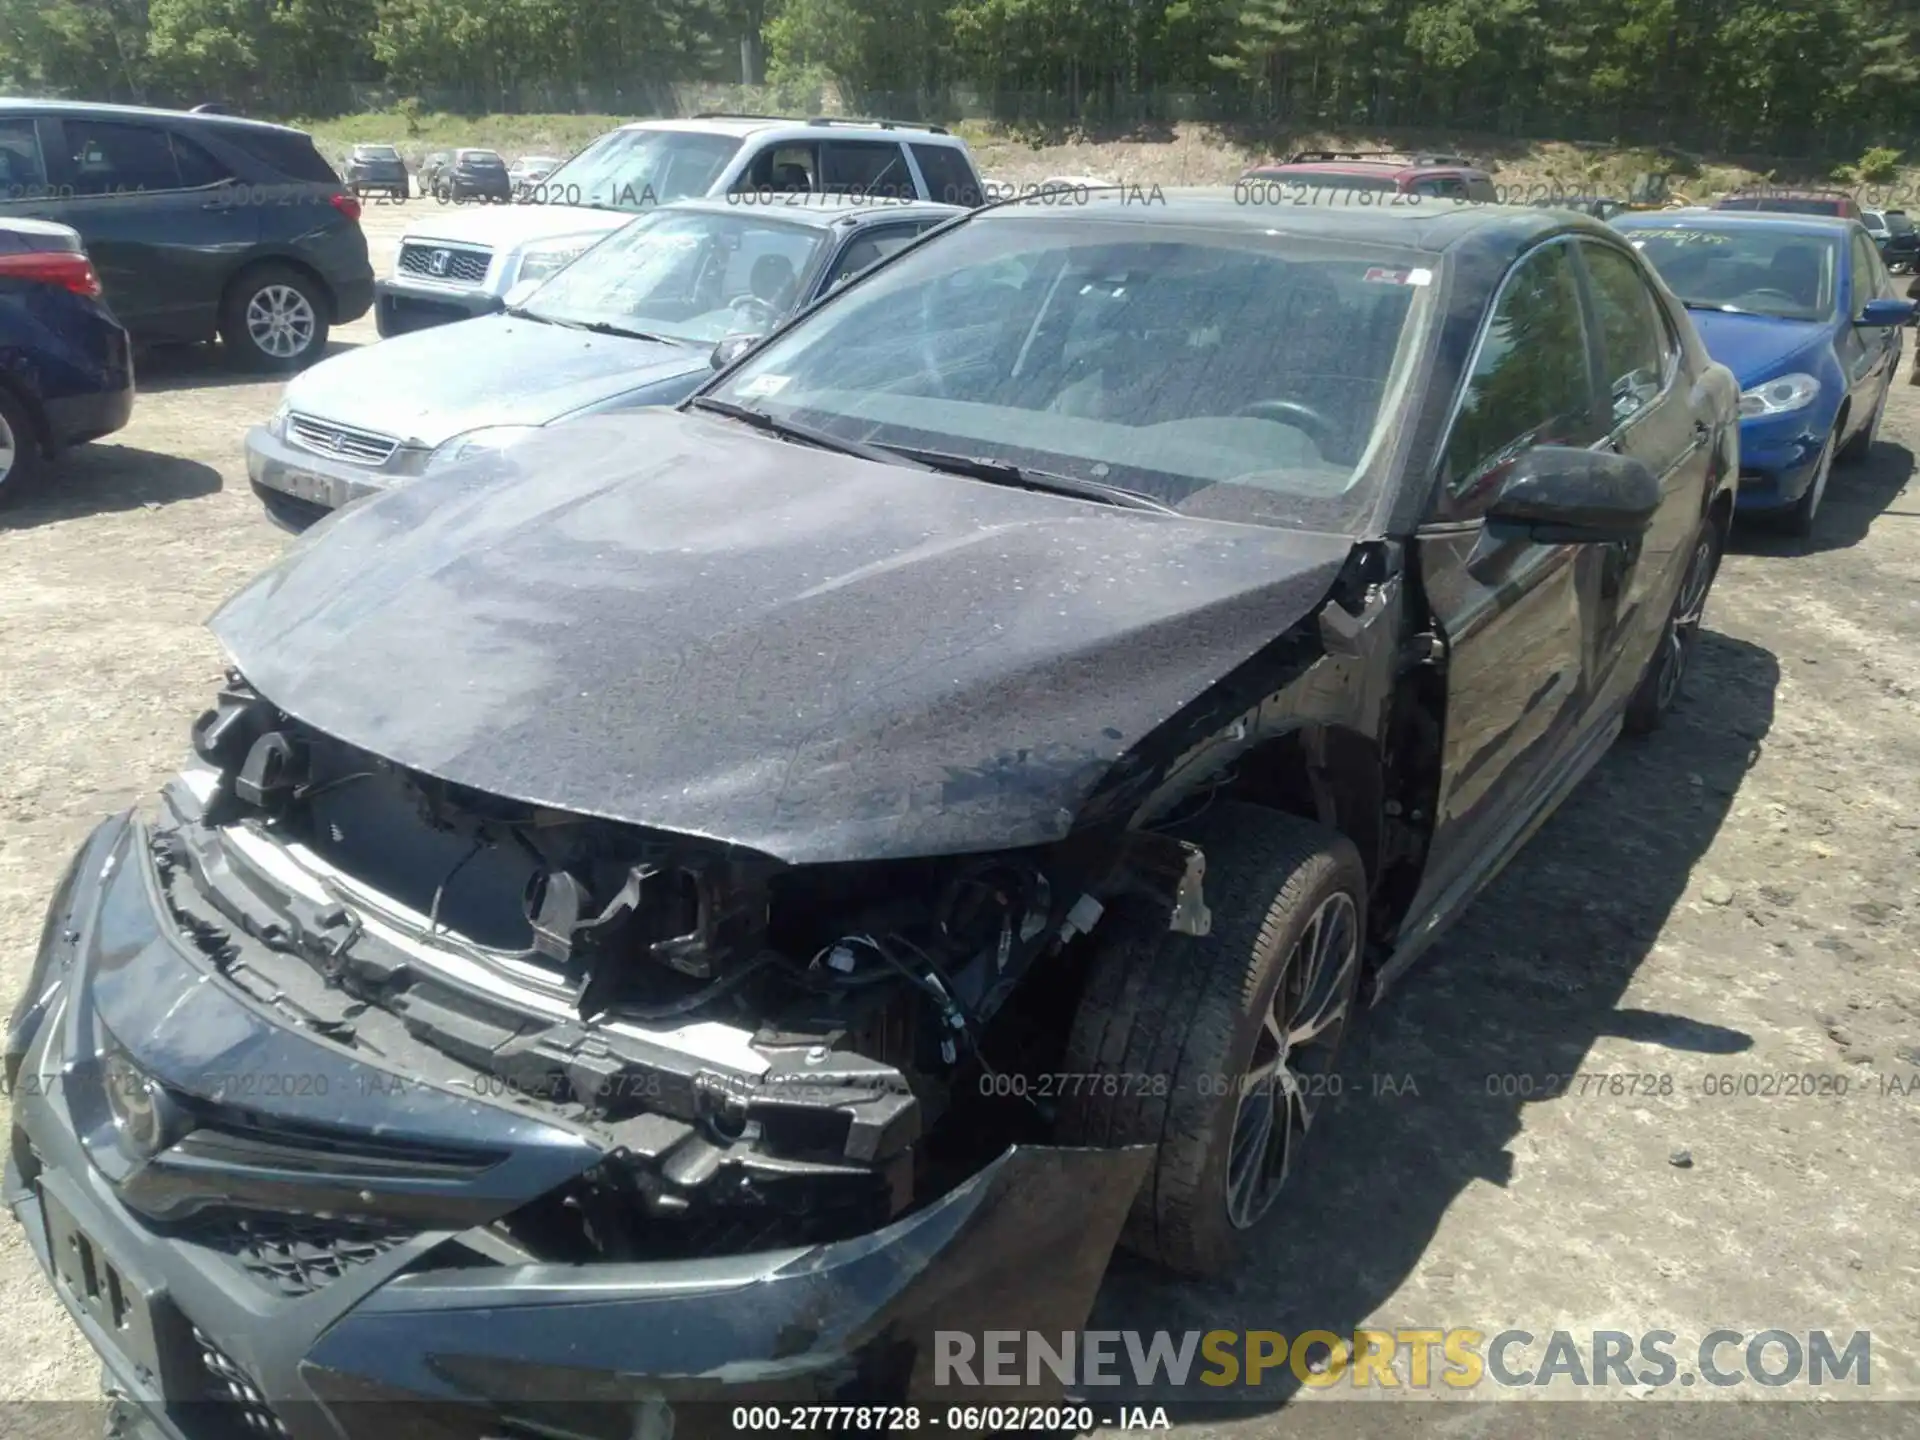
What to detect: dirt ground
<box><xmin>3</xmin><ymin>201</ymin><xmax>1920</xmax><ymax>1429</ymax></box>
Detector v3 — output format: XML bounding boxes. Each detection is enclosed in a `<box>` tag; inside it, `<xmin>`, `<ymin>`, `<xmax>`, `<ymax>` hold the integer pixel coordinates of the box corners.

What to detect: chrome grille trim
<box><xmin>287</xmin><ymin>413</ymin><xmax>400</xmax><ymax>468</ymax></box>
<box><xmin>396</xmin><ymin>241</ymin><xmax>493</xmax><ymax>285</ymax></box>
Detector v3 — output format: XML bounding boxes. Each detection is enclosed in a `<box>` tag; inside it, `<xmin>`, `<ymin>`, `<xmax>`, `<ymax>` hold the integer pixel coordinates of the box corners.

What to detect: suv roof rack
<box><xmin>689</xmin><ymin>111</ymin><xmax>795</xmax><ymax>122</ymax></box>
<box><xmin>808</xmin><ymin>116</ymin><xmax>951</xmax><ymax>135</ymax></box>
<box><xmin>1286</xmin><ymin>148</ymin><xmax>1478</xmax><ymax>168</ymax></box>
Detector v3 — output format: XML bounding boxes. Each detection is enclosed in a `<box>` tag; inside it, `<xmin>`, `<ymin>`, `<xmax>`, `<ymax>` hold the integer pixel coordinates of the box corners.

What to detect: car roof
<box><xmin>661</xmin><ymin>194</ymin><xmax>966</xmax><ymax>228</ymax></box>
<box><xmin>1615</xmin><ymin>210</ymin><xmax>1859</xmax><ymax>238</ymax></box>
<box><xmin>0</xmin><ymin>96</ymin><xmax>315</xmax><ymax>142</ymax></box>
<box><xmin>620</xmin><ymin>116</ymin><xmax>966</xmax><ymax>145</ymax></box>
<box><xmin>1248</xmin><ymin>157</ymin><xmax>1488</xmax><ymax>180</ymax></box>
<box><xmin>973</xmin><ymin>186</ymin><xmax>1606</xmax><ymax>259</ymax></box>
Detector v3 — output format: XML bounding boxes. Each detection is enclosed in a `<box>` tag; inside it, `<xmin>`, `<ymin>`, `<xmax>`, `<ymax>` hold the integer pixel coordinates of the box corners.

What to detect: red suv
<box><xmin>1239</xmin><ymin>149</ymin><xmax>1498</xmax><ymax>201</ymax></box>
<box><xmin>1713</xmin><ymin>187</ymin><xmax>1864</xmax><ymax>220</ymax></box>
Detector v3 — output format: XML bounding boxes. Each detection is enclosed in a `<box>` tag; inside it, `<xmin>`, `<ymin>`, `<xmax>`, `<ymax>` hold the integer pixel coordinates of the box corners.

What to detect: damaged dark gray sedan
<box><xmin>7</xmin><ymin>192</ymin><xmax>1738</xmax><ymax>1438</ymax></box>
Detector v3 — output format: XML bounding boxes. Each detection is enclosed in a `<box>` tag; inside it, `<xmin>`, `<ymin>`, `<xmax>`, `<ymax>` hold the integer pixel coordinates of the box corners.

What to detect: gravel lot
<box><xmin>3</xmin><ymin>203</ymin><xmax>1918</xmax><ymax>1425</ymax></box>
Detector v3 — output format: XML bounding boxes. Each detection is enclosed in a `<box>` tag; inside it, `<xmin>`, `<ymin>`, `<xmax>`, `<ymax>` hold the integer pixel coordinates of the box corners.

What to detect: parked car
<box><xmin>433</xmin><ymin>147</ymin><xmax>512</xmax><ymax>203</ymax></box>
<box><xmin>1617</xmin><ymin>210</ymin><xmax>1912</xmax><ymax>534</ymax></box>
<box><xmin>0</xmin><ymin>217</ymin><xmax>134</xmax><ymax>503</ymax></box>
<box><xmin>374</xmin><ymin>115</ymin><xmax>985</xmax><ymax>336</ymax></box>
<box><xmin>1241</xmin><ymin>149</ymin><xmax>1498</xmax><ymax>201</ymax></box>
<box><xmin>7</xmin><ymin>193</ymin><xmax>1742</xmax><ymax>1429</ymax></box>
<box><xmin>418</xmin><ymin>150</ymin><xmax>452</xmax><ymax>193</ymax></box>
<box><xmin>1862</xmin><ymin>208</ymin><xmax>1917</xmax><ymax>274</ymax></box>
<box><xmin>508</xmin><ymin>153</ymin><xmax>564</xmax><ymax>192</ymax></box>
<box><xmin>1713</xmin><ymin>187</ymin><xmax>1864</xmax><ymax>221</ymax></box>
<box><xmin>1539</xmin><ymin>194</ymin><xmax>1628</xmax><ymax>222</ymax></box>
<box><xmin>343</xmin><ymin>142</ymin><xmax>408</xmax><ymax>199</ymax></box>
<box><xmin>0</xmin><ymin>100</ymin><xmax>371</xmax><ymax>369</ymax></box>
<box><xmin>248</xmin><ymin>194</ymin><xmax>962</xmax><ymax>528</ymax></box>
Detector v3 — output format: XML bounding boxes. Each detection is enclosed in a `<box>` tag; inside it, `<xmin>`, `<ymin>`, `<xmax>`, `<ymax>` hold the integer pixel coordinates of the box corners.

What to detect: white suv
<box><xmin>374</xmin><ymin>114</ymin><xmax>985</xmax><ymax>336</ymax></box>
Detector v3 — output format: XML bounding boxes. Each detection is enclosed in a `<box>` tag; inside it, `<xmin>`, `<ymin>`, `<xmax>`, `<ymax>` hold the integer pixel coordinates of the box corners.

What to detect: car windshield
<box><xmin>703</xmin><ymin>214</ymin><xmax>1430</xmax><ymax>532</ymax></box>
<box><xmin>521</xmin><ymin>208</ymin><xmax>828</xmax><ymax>344</ymax></box>
<box><xmin>539</xmin><ymin>128</ymin><xmax>744</xmax><ymax>213</ymax></box>
<box><xmin>1622</xmin><ymin>224</ymin><xmax>1838</xmax><ymax>320</ymax></box>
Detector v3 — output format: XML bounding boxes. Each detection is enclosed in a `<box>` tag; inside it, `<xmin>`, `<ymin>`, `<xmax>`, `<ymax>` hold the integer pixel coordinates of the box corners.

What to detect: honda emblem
<box><xmin>429</xmin><ymin>248</ymin><xmax>453</xmax><ymax>277</ymax></box>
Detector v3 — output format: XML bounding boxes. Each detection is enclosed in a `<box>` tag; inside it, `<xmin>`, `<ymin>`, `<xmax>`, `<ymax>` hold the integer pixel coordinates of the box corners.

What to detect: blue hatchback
<box><xmin>0</xmin><ymin>218</ymin><xmax>135</xmax><ymax>506</ymax></box>
<box><xmin>1615</xmin><ymin>210</ymin><xmax>1913</xmax><ymax>535</ymax></box>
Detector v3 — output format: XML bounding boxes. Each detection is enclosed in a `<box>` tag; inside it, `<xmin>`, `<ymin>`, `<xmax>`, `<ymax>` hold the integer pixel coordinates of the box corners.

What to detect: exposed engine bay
<box><xmin>154</xmin><ymin>674</ymin><xmax>1220</xmax><ymax>1263</ymax></box>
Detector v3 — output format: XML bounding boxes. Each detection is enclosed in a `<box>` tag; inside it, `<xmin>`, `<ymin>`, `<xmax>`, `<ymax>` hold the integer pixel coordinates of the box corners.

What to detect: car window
<box><xmin>61</xmin><ymin>120</ymin><xmax>183</xmax><ymax>195</ymax></box>
<box><xmin>1465</xmin><ymin>176</ymin><xmax>1497</xmax><ymax>202</ymax></box>
<box><xmin>1412</xmin><ymin>175</ymin><xmax>1468</xmax><ymax>199</ymax></box>
<box><xmin>523</xmin><ymin>208</ymin><xmax>829</xmax><ymax>344</ymax></box>
<box><xmin>1440</xmin><ymin>242</ymin><xmax>1600</xmax><ymax>508</ymax></box>
<box><xmin>1580</xmin><ymin>242</ymin><xmax>1673</xmax><ymax>428</ymax></box>
<box><xmin>171</xmin><ymin>133</ymin><xmax>232</xmax><ymax>189</ymax></box>
<box><xmin>1850</xmin><ymin>229</ymin><xmax>1888</xmax><ymax>309</ymax></box>
<box><xmin>707</xmin><ymin>220</ymin><xmax>1430</xmax><ymax>533</ymax></box>
<box><xmin>911</xmin><ymin>144</ymin><xmax>982</xmax><ymax>207</ymax></box>
<box><xmin>214</xmin><ymin>126</ymin><xmax>339</xmax><ymax>183</ymax></box>
<box><xmin>0</xmin><ymin>118</ymin><xmax>49</xmax><ymax>195</ymax></box>
<box><xmin>1624</xmin><ymin>224</ymin><xmax>1838</xmax><ymax>321</ymax></box>
<box><xmin>740</xmin><ymin>143</ymin><xmax>819</xmax><ymax>194</ymax></box>
<box><xmin>821</xmin><ymin>141</ymin><xmax>914</xmax><ymax>198</ymax></box>
<box><xmin>539</xmin><ymin>128</ymin><xmax>740</xmax><ymax>211</ymax></box>
<box><xmin>822</xmin><ymin>222</ymin><xmax>926</xmax><ymax>291</ymax></box>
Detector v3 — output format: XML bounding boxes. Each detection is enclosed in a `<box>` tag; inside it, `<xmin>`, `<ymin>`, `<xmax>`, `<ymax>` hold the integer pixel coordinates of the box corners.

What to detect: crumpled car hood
<box><xmin>210</xmin><ymin>409</ymin><xmax>1355</xmax><ymax>864</ymax></box>
<box><xmin>282</xmin><ymin>312</ymin><xmax>706</xmax><ymax>446</ymax></box>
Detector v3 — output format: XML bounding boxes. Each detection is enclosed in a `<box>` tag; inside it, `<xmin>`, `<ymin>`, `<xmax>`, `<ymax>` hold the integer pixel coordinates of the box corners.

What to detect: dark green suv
<box><xmin>0</xmin><ymin>100</ymin><xmax>373</xmax><ymax>370</ymax></box>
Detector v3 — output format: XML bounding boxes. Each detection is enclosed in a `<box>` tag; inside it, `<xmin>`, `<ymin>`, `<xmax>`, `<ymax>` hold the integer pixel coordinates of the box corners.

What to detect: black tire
<box><xmin>218</xmin><ymin>263</ymin><xmax>329</xmax><ymax>372</ymax></box>
<box><xmin>0</xmin><ymin>384</ymin><xmax>47</xmax><ymax>507</ymax></box>
<box><xmin>1624</xmin><ymin>512</ymin><xmax>1723</xmax><ymax>735</ymax></box>
<box><xmin>1778</xmin><ymin>424</ymin><xmax>1837</xmax><ymax>538</ymax></box>
<box><xmin>1837</xmin><ymin>389</ymin><xmax>1883</xmax><ymax>465</ymax></box>
<box><xmin>1055</xmin><ymin>801</ymin><xmax>1366</xmax><ymax>1278</ymax></box>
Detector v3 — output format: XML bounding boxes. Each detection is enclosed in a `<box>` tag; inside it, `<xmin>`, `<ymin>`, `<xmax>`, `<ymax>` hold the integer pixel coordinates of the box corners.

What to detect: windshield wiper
<box><xmin>540</xmin><ymin>315</ymin><xmax>683</xmax><ymax>344</ymax></box>
<box><xmin>686</xmin><ymin>397</ymin><xmax>920</xmax><ymax>467</ymax></box>
<box><xmin>1682</xmin><ymin>300</ymin><xmax>1750</xmax><ymax>315</ymax></box>
<box><xmin>874</xmin><ymin>444</ymin><xmax>1176</xmax><ymax>513</ymax></box>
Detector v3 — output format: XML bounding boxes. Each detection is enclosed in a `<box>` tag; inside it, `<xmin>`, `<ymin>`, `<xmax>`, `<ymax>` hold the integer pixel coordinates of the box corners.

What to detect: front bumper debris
<box><xmin>6</xmin><ymin>812</ymin><xmax>1152</xmax><ymax>1440</ymax></box>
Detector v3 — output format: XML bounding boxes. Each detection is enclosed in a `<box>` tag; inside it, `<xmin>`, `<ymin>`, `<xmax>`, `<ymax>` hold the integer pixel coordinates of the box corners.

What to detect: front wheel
<box><xmin>219</xmin><ymin>264</ymin><xmax>329</xmax><ymax>372</ymax></box>
<box><xmin>1055</xmin><ymin>802</ymin><xmax>1366</xmax><ymax>1278</ymax></box>
<box><xmin>1624</xmin><ymin>514</ymin><xmax>1723</xmax><ymax>734</ymax></box>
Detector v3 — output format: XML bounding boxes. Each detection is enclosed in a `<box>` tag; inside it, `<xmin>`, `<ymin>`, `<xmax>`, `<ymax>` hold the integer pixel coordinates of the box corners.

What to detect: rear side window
<box><xmin>0</xmin><ymin>117</ymin><xmax>49</xmax><ymax>194</ymax></box>
<box><xmin>821</xmin><ymin>140</ymin><xmax>913</xmax><ymax>198</ymax></box>
<box><xmin>61</xmin><ymin>120</ymin><xmax>182</xmax><ymax>195</ymax></box>
<box><xmin>1465</xmin><ymin>176</ymin><xmax>1497</xmax><ymax>202</ymax></box>
<box><xmin>910</xmin><ymin>142</ymin><xmax>982</xmax><ymax>207</ymax></box>
<box><xmin>1441</xmin><ymin>242</ymin><xmax>1600</xmax><ymax>508</ymax></box>
<box><xmin>171</xmin><ymin>133</ymin><xmax>233</xmax><ymax>188</ymax></box>
<box><xmin>1412</xmin><ymin>174</ymin><xmax>1469</xmax><ymax>199</ymax></box>
<box><xmin>213</xmin><ymin>125</ymin><xmax>339</xmax><ymax>183</ymax></box>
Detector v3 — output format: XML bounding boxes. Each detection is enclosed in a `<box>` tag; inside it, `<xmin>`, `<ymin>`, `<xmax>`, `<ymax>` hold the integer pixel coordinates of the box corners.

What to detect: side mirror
<box><xmin>503</xmin><ymin>279</ymin><xmax>541</xmax><ymax>310</ymax></box>
<box><xmin>709</xmin><ymin>332</ymin><xmax>762</xmax><ymax>371</ymax></box>
<box><xmin>1485</xmin><ymin>445</ymin><xmax>1661</xmax><ymax>545</ymax></box>
<box><xmin>1857</xmin><ymin>297</ymin><xmax>1916</xmax><ymax>327</ymax></box>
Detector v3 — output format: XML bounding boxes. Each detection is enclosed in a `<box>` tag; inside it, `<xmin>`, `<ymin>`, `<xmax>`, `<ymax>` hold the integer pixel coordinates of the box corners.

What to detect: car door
<box><xmin>1573</xmin><ymin>236</ymin><xmax>1709</xmax><ymax>716</ymax></box>
<box><xmin>1844</xmin><ymin>226</ymin><xmax>1900</xmax><ymax>430</ymax></box>
<box><xmin>39</xmin><ymin>116</ymin><xmax>257</xmax><ymax>339</ymax></box>
<box><xmin>1404</xmin><ymin>238</ymin><xmax>1614</xmax><ymax>923</ymax></box>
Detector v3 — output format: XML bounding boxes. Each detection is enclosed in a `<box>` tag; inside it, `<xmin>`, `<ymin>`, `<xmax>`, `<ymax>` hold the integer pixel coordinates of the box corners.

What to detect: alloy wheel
<box><xmin>245</xmin><ymin>285</ymin><xmax>317</xmax><ymax>360</ymax></box>
<box><xmin>1654</xmin><ymin>529</ymin><xmax>1717</xmax><ymax>712</ymax></box>
<box><xmin>1225</xmin><ymin>890</ymin><xmax>1360</xmax><ymax>1229</ymax></box>
<box><xmin>0</xmin><ymin>408</ymin><xmax>15</xmax><ymax>488</ymax></box>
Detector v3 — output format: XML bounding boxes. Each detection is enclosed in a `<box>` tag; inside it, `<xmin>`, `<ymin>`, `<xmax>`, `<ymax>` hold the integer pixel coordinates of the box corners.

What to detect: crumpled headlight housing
<box><xmin>1739</xmin><ymin>372</ymin><xmax>1820</xmax><ymax>418</ymax></box>
<box><xmin>516</xmin><ymin>239</ymin><xmax>594</xmax><ymax>285</ymax></box>
<box><xmin>424</xmin><ymin>424</ymin><xmax>541</xmax><ymax>473</ymax></box>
